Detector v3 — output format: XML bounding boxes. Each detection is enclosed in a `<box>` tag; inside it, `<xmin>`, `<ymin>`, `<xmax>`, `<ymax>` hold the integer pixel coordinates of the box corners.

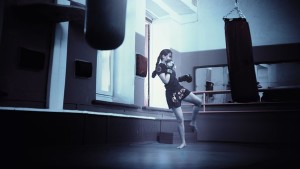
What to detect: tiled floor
<box><xmin>16</xmin><ymin>141</ymin><xmax>300</xmax><ymax>169</ymax></box>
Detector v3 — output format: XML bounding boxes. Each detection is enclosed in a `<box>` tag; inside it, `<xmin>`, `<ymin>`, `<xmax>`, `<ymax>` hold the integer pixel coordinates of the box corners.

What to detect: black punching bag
<box><xmin>224</xmin><ymin>18</ymin><xmax>259</xmax><ymax>102</ymax></box>
<box><xmin>85</xmin><ymin>0</ymin><xmax>127</xmax><ymax>50</ymax></box>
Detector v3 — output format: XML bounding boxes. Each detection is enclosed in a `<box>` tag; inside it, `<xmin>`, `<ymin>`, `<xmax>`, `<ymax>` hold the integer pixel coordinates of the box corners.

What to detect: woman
<box><xmin>152</xmin><ymin>49</ymin><xmax>202</xmax><ymax>149</ymax></box>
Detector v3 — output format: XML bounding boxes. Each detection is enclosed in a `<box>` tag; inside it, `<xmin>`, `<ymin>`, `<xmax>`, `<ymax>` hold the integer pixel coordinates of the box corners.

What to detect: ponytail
<box><xmin>151</xmin><ymin>55</ymin><xmax>161</xmax><ymax>78</ymax></box>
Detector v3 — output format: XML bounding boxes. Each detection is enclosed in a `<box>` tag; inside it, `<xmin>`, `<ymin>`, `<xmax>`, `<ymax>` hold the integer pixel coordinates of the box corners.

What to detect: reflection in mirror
<box><xmin>195</xmin><ymin>66</ymin><xmax>230</xmax><ymax>103</ymax></box>
<box><xmin>195</xmin><ymin>62</ymin><xmax>300</xmax><ymax>103</ymax></box>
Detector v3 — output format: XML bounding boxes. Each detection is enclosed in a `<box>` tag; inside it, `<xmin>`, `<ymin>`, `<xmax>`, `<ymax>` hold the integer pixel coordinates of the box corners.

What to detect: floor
<box><xmin>12</xmin><ymin>141</ymin><xmax>299</xmax><ymax>169</ymax></box>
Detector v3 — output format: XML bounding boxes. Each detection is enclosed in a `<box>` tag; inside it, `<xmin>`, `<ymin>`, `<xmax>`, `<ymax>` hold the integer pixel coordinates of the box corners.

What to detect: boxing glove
<box><xmin>166</xmin><ymin>60</ymin><xmax>174</xmax><ymax>69</ymax></box>
<box><xmin>178</xmin><ymin>74</ymin><xmax>193</xmax><ymax>83</ymax></box>
<box><xmin>165</xmin><ymin>60</ymin><xmax>174</xmax><ymax>74</ymax></box>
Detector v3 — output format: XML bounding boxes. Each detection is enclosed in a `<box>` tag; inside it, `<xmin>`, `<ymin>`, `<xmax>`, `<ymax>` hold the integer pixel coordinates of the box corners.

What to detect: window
<box><xmin>96</xmin><ymin>50</ymin><xmax>114</xmax><ymax>97</ymax></box>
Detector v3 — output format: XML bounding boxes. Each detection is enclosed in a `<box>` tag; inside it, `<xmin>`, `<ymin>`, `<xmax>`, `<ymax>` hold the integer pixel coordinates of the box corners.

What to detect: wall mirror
<box><xmin>194</xmin><ymin>62</ymin><xmax>300</xmax><ymax>103</ymax></box>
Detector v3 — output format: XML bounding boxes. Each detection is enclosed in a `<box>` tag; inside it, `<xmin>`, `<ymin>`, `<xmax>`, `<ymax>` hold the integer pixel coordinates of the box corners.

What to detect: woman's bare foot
<box><xmin>189</xmin><ymin>121</ymin><xmax>198</xmax><ymax>132</ymax></box>
<box><xmin>177</xmin><ymin>143</ymin><xmax>186</xmax><ymax>149</ymax></box>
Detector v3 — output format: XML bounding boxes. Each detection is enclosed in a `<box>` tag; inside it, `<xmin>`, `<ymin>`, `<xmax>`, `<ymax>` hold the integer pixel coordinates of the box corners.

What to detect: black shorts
<box><xmin>166</xmin><ymin>87</ymin><xmax>191</xmax><ymax>109</ymax></box>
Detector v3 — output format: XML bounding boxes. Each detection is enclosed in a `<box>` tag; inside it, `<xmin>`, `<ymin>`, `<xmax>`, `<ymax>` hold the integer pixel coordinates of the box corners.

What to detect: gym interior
<box><xmin>1</xmin><ymin>0</ymin><xmax>300</xmax><ymax>168</ymax></box>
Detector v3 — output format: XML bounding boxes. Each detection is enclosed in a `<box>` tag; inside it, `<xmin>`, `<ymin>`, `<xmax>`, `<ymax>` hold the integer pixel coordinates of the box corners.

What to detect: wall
<box><xmin>0</xmin><ymin>0</ymin><xmax>4</xmax><ymax>47</ymax></box>
<box><xmin>0</xmin><ymin>0</ymin><xmax>148</xmax><ymax>110</ymax></box>
<box><xmin>134</xmin><ymin>0</ymin><xmax>146</xmax><ymax>107</ymax></box>
<box><xmin>267</xmin><ymin>62</ymin><xmax>300</xmax><ymax>87</ymax></box>
<box><xmin>0</xmin><ymin>0</ymin><xmax>54</xmax><ymax>108</ymax></box>
<box><xmin>134</xmin><ymin>33</ymin><xmax>146</xmax><ymax>107</ymax></box>
<box><xmin>179</xmin><ymin>0</ymin><xmax>300</xmax><ymax>52</ymax></box>
<box><xmin>2</xmin><ymin>109</ymin><xmax>299</xmax><ymax>148</ymax></box>
<box><xmin>63</xmin><ymin>21</ymin><xmax>97</xmax><ymax>107</ymax></box>
<box><xmin>47</xmin><ymin>0</ymin><xmax>70</xmax><ymax>110</ymax></box>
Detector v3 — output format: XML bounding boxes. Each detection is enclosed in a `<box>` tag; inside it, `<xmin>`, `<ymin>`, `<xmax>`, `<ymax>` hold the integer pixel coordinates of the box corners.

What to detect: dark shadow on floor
<box><xmin>8</xmin><ymin>141</ymin><xmax>300</xmax><ymax>169</ymax></box>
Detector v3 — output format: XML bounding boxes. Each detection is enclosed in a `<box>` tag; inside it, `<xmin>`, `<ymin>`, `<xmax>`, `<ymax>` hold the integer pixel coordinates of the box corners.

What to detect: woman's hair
<box><xmin>151</xmin><ymin>49</ymin><xmax>173</xmax><ymax>78</ymax></box>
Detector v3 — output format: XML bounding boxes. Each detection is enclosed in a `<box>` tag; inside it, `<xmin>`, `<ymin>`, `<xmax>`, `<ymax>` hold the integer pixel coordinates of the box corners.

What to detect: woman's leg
<box><xmin>172</xmin><ymin>107</ymin><xmax>186</xmax><ymax>149</ymax></box>
<box><xmin>183</xmin><ymin>92</ymin><xmax>202</xmax><ymax>130</ymax></box>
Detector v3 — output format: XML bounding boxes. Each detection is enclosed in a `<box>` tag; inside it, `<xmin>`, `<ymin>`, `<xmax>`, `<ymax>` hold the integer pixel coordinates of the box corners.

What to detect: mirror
<box><xmin>195</xmin><ymin>62</ymin><xmax>300</xmax><ymax>103</ymax></box>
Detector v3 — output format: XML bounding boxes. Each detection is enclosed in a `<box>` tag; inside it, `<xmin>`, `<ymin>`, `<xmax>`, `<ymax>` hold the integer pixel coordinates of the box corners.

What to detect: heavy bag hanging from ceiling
<box><xmin>85</xmin><ymin>0</ymin><xmax>127</xmax><ymax>50</ymax></box>
<box><xmin>223</xmin><ymin>1</ymin><xmax>259</xmax><ymax>102</ymax></box>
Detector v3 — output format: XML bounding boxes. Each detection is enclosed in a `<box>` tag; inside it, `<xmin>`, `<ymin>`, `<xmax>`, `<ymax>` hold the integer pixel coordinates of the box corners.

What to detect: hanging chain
<box><xmin>223</xmin><ymin>0</ymin><xmax>246</xmax><ymax>19</ymax></box>
<box><xmin>235</xmin><ymin>0</ymin><xmax>246</xmax><ymax>18</ymax></box>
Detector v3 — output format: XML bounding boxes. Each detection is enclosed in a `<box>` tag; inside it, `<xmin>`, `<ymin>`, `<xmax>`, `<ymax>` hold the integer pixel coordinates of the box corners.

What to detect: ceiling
<box><xmin>146</xmin><ymin>0</ymin><xmax>198</xmax><ymax>22</ymax></box>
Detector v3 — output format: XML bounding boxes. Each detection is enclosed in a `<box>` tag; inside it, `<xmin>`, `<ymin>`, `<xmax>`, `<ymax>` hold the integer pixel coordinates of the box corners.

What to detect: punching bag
<box><xmin>224</xmin><ymin>18</ymin><xmax>259</xmax><ymax>102</ymax></box>
<box><xmin>85</xmin><ymin>0</ymin><xmax>127</xmax><ymax>50</ymax></box>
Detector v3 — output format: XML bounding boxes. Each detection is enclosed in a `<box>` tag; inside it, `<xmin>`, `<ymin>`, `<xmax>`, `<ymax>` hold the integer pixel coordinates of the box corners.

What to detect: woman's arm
<box><xmin>158</xmin><ymin>73</ymin><xmax>170</xmax><ymax>84</ymax></box>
